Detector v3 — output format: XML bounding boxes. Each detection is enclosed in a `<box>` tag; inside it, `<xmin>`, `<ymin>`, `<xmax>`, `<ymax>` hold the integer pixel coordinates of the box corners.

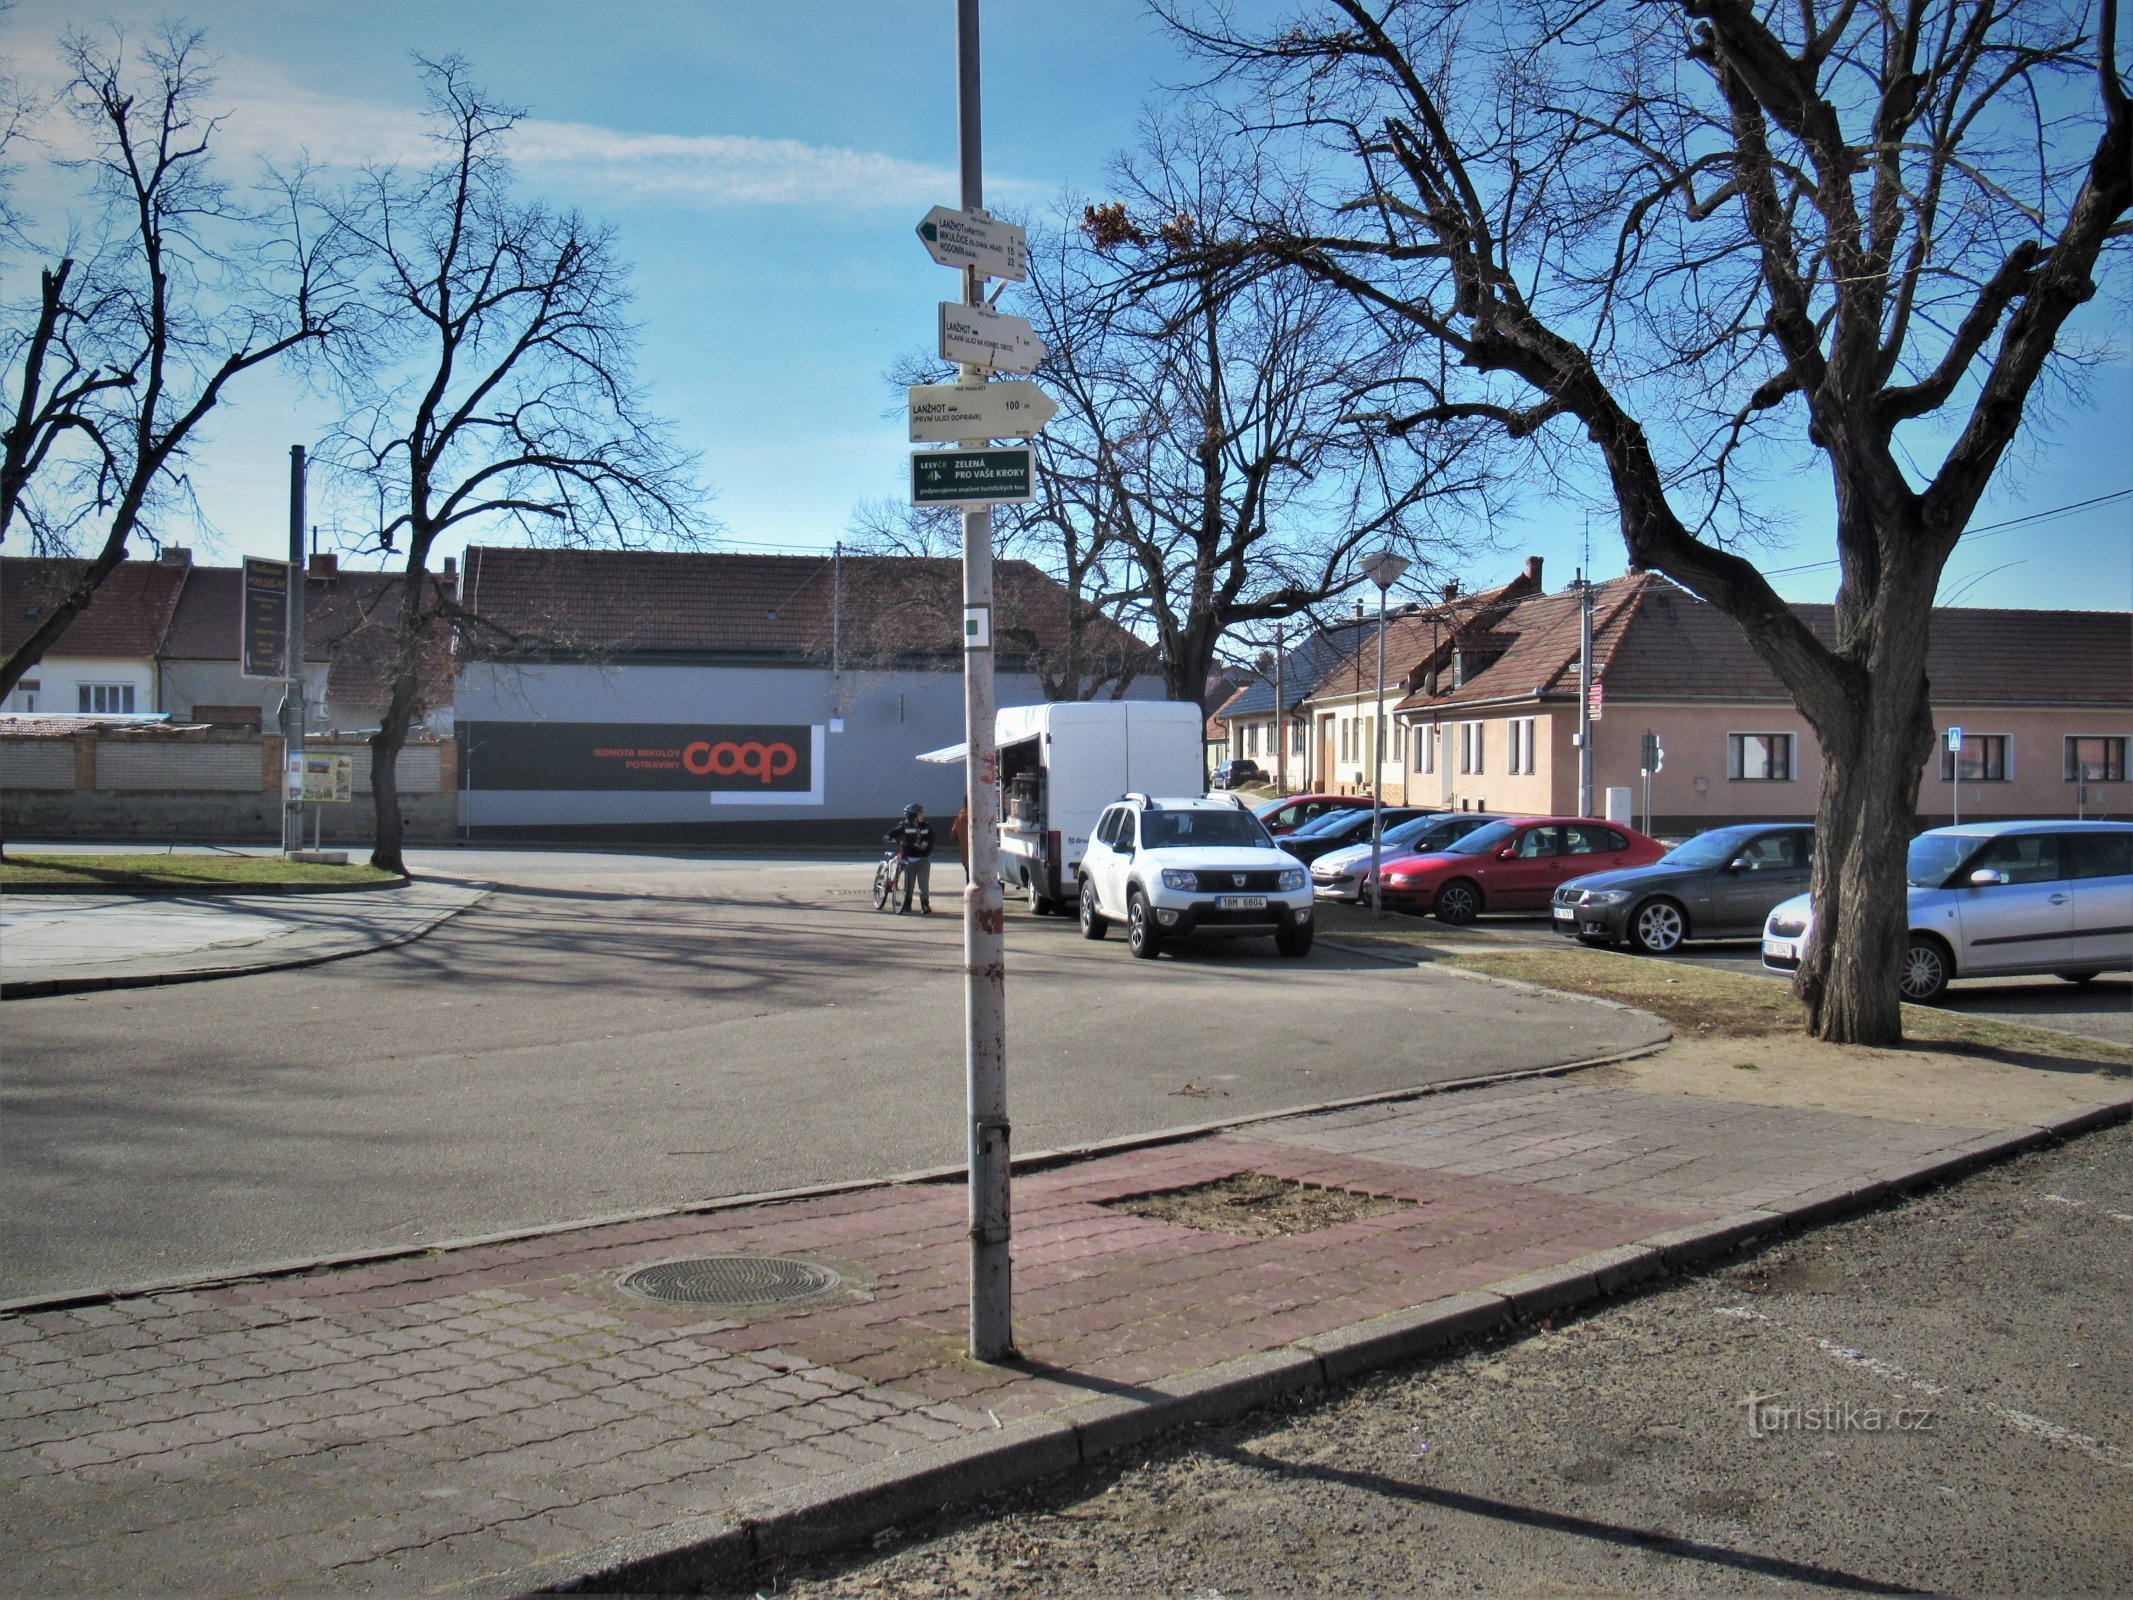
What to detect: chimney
<box><xmin>1441</xmin><ymin>579</ymin><xmax>1459</xmax><ymax>603</ymax></box>
<box><xmin>158</xmin><ymin>546</ymin><xmax>192</xmax><ymax>565</ymax></box>
<box><xmin>308</xmin><ymin>552</ymin><xmax>338</xmax><ymax>576</ymax></box>
<box><xmin>443</xmin><ymin>556</ymin><xmax>457</xmax><ymax>576</ymax></box>
<box><xmin>1523</xmin><ymin>554</ymin><xmax>1544</xmax><ymax>585</ymax></box>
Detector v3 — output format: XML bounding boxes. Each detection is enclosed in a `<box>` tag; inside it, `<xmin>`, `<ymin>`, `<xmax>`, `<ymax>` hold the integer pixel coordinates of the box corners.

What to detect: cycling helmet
<box><xmin>904</xmin><ymin>803</ymin><xmax>923</xmax><ymax>822</ymax></box>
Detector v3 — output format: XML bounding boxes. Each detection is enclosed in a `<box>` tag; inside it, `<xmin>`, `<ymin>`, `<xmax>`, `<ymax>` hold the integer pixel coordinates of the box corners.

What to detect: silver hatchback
<box><xmin>1761</xmin><ymin>820</ymin><xmax>2133</xmax><ymax>1002</ymax></box>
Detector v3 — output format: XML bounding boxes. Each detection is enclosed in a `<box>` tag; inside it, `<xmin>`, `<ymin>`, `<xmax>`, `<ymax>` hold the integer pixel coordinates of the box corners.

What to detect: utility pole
<box><xmin>954</xmin><ymin>0</ymin><xmax>1011</xmax><ymax>1363</ymax></box>
<box><xmin>1272</xmin><ymin>620</ymin><xmax>1286</xmax><ymax>793</ymax></box>
<box><xmin>1575</xmin><ymin>569</ymin><xmax>1594</xmax><ymax>819</ymax></box>
<box><xmin>282</xmin><ymin>446</ymin><xmax>307</xmax><ymax>856</ymax></box>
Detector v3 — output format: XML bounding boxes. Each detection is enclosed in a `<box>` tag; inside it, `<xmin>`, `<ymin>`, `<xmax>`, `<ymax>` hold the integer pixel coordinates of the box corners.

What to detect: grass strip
<box><xmin>1316</xmin><ymin>902</ymin><xmax>2133</xmax><ymax>1069</ymax></box>
<box><xmin>0</xmin><ymin>853</ymin><xmax>399</xmax><ymax>892</ymax></box>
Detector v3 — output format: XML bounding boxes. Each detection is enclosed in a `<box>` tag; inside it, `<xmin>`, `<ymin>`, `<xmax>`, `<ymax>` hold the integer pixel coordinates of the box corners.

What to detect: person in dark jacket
<box><xmin>885</xmin><ymin>803</ymin><xmax>935</xmax><ymax>914</ymax></box>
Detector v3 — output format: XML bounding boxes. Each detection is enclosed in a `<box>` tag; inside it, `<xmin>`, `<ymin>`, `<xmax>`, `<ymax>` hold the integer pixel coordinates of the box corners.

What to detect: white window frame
<box><xmin>1940</xmin><ymin>732</ymin><xmax>2012</xmax><ymax>783</ymax></box>
<box><xmin>1727</xmin><ymin>732</ymin><xmax>1795</xmax><ymax>781</ymax></box>
<box><xmin>1459</xmin><ymin>720</ymin><xmax>1485</xmax><ymax>776</ymax></box>
<box><xmin>1415</xmin><ymin>723</ymin><xmax>1435</xmax><ymax>774</ymax></box>
<box><xmin>1507</xmin><ymin>717</ymin><xmax>1537</xmax><ymax>775</ymax></box>
<box><xmin>78</xmin><ymin>683</ymin><xmax>137</xmax><ymax>715</ymax></box>
<box><xmin>2065</xmin><ymin>735</ymin><xmax>2127</xmax><ymax>783</ymax></box>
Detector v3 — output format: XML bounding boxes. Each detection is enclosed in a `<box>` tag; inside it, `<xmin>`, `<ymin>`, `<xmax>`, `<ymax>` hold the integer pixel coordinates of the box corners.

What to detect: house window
<box><xmin>1244</xmin><ymin>723</ymin><xmax>1259</xmax><ymax>759</ymax></box>
<box><xmin>1291</xmin><ymin>719</ymin><xmax>1306</xmax><ymax>757</ymax></box>
<box><xmin>1392</xmin><ymin>720</ymin><xmax>1406</xmax><ymax>764</ymax></box>
<box><xmin>1507</xmin><ymin>717</ymin><xmax>1537</xmax><ymax>775</ymax></box>
<box><xmin>12</xmin><ymin>679</ymin><xmax>37</xmax><ymax>712</ymax></box>
<box><xmin>2066</xmin><ymin>736</ymin><xmax>2126</xmax><ymax>783</ymax></box>
<box><xmin>1459</xmin><ymin>721</ymin><xmax>1485</xmax><ymax>776</ymax></box>
<box><xmin>1728</xmin><ymin>732</ymin><xmax>1794</xmax><ymax>781</ymax></box>
<box><xmin>1939</xmin><ymin>733</ymin><xmax>2009</xmax><ymax>782</ymax></box>
<box><xmin>78</xmin><ymin>683</ymin><xmax>136</xmax><ymax>715</ymax></box>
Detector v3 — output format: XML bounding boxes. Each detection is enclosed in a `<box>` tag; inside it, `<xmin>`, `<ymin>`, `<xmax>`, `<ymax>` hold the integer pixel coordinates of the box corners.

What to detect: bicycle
<box><xmin>872</xmin><ymin>849</ymin><xmax>906</xmax><ymax>911</ymax></box>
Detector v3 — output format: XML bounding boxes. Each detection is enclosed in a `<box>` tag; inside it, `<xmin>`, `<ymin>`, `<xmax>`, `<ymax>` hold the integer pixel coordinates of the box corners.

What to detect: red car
<box><xmin>1252</xmin><ymin>793</ymin><xmax>1356</xmax><ymax>837</ymax></box>
<box><xmin>1379</xmin><ymin>816</ymin><xmax>1666</xmax><ymax>922</ymax></box>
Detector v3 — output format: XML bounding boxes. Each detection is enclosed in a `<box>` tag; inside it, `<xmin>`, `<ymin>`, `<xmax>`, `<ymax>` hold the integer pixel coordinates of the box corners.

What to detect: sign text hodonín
<box><xmin>241</xmin><ymin>557</ymin><xmax>291</xmax><ymax>679</ymax></box>
<box><xmin>911</xmin><ymin>447</ymin><xmax>1034</xmax><ymax>506</ymax></box>
<box><xmin>457</xmin><ymin>722</ymin><xmax>814</xmax><ymax>793</ymax></box>
<box><xmin>914</xmin><ymin>206</ymin><xmax>1028</xmax><ymax>281</ymax></box>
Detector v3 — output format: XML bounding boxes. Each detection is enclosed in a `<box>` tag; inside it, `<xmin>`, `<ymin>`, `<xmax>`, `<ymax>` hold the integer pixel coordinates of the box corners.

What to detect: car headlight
<box><xmin>1160</xmin><ymin>868</ymin><xmax>1199</xmax><ymax>892</ymax></box>
<box><xmin>1384</xmin><ymin>872</ymin><xmax>1412</xmax><ymax>886</ymax></box>
<box><xmin>1278</xmin><ymin>868</ymin><xmax>1306</xmax><ymax>891</ymax></box>
<box><xmin>1767</xmin><ymin>914</ymin><xmax>1808</xmax><ymax>937</ymax></box>
<box><xmin>1582</xmin><ymin>889</ymin><xmax>1632</xmax><ymax>906</ymax></box>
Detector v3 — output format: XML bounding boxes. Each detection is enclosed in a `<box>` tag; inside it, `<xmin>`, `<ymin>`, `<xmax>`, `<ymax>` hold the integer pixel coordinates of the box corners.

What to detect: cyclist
<box><xmin>884</xmin><ymin>803</ymin><xmax>936</xmax><ymax>914</ymax></box>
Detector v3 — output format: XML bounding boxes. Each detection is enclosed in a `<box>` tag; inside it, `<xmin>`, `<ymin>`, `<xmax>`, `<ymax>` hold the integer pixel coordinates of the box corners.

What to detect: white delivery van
<box><xmin>920</xmin><ymin>700</ymin><xmax>1207</xmax><ymax>913</ymax></box>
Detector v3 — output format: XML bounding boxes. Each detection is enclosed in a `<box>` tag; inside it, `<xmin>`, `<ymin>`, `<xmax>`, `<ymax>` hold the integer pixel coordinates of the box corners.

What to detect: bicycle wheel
<box><xmin>872</xmin><ymin>859</ymin><xmax>895</xmax><ymax>909</ymax></box>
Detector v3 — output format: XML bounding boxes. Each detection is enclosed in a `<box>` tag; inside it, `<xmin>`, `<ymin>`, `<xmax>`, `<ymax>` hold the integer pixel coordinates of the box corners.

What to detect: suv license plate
<box><xmin>1762</xmin><ymin>938</ymin><xmax>1796</xmax><ymax>962</ymax></box>
<box><xmin>1219</xmin><ymin>894</ymin><xmax>1268</xmax><ymax>910</ymax></box>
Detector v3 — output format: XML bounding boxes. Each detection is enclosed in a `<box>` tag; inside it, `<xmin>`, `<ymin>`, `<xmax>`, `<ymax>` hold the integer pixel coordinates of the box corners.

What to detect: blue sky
<box><xmin>5</xmin><ymin>0</ymin><xmax>2128</xmax><ymax>621</ymax></box>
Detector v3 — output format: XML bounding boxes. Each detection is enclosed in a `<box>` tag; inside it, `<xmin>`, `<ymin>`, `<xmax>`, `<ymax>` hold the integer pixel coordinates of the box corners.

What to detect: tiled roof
<box><xmin>457</xmin><ymin>547</ymin><xmax>1147</xmax><ymax>671</ymax></box>
<box><xmin>2</xmin><ymin>558</ymin><xmax>189</xmax><ymax>658</ymax></box>
<box><xmin>1221</xmin><ymin>614</ymin><xmax>1382</xmax><ymax>720</ymax></box>
<box><xmin>1305</xmin><ymin>566</ymin><xmax>1547</xmax><ymax>709</ymax></box>
<box><xmin>1397</xmin><ymin>573</ymin><xmax>2133</xmax><ymax>712</ymax></box>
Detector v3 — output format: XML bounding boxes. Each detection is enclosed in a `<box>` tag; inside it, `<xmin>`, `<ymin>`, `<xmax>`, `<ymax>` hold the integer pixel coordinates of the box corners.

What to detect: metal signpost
<box><xmin>1640</xmin><ymin>731</ymin><xmax>1663</xmax><ymax>837</ymax></box>
<box><xmin>912</xmin><ymin>0</ymin><xmax>1058</xmax><ymax>1363</ymax></box>
<box><xmin>1947</xmin><ymin>725</ymin><xmax>1963</xmax><ymax>825</ymax></box>
<box><xmin>1360</xmin><ymin>551</ymin><xmax>1409</xmax><ymax>915</ymax></box>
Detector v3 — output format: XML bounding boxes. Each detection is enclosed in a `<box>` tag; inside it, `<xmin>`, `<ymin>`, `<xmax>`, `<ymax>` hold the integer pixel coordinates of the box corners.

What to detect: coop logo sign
<box><xmin>681</xmin><ymin>738</ymin><xmax>797</xmax><ymax>783</ymax></box>
<box><xmin>460</xmin><ymin>720</ymin><xmax>815</xmax><ymax>796</ymax></box>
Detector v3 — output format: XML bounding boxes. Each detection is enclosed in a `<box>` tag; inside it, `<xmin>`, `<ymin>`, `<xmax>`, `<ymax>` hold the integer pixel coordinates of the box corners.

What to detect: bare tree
<box><xmin>327</xmin><ymin>58</ymin><xmax>706</xmax><ymax>873</ymax></box>
<box><xmin>1008</xmin><ymin>111</ymin><xmax>1503</xmax><ymax>712</ymax></box>
<box><xmin>0</xmin><ymin>23</ymin><xmax>348</xmax><ymax>700</ymax></box>
<box><xmin>1157</xmin><ymin>0</ymin><xmax>2129</xmax><ymax>1043</ymax></box>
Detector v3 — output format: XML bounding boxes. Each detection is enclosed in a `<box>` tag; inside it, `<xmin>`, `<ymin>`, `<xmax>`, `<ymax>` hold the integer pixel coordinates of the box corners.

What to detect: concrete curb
<box><xmin>518</xmin><ymin>1096</ymin><xmax>2133</xmax><ymax>1594</ymax></box>
<box><xmin>0</xmin><ymin>884</ymin><xmax>492</xmax><ymax>1002</ymax></box>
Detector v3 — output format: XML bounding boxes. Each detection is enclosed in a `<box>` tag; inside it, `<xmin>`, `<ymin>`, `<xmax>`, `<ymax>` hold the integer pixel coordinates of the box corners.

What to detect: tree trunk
<box><xmin>367</xmin><ymin>566</ymin><xmax>430</xmax><ymax>876</ymax></box>
<box><xmin>1792</xmin><ymin>608</ymin><xmax>1936</xmax><ymax>1046</ymax></box>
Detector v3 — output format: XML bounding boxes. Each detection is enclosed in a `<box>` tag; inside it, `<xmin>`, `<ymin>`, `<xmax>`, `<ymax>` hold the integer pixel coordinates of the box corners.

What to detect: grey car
<box><xmin>1553</xmin><ymin>821</ymin><xmax>1815</xmax><ymax>954</ymax></box>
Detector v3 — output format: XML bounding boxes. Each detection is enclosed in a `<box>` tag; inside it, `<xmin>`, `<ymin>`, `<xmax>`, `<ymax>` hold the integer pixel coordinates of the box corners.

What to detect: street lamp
<box><xmin>1360</xmin><ymin>549</ymin><xmax>1409</xmax><ymax>915</ymax></box>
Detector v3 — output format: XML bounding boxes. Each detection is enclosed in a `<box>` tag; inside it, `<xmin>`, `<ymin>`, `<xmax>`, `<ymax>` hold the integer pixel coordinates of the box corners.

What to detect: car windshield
<box><xmin>1907</xmin><ymin>832</ymin><xmax>1976</xmax><ymax>887</ymax></box>
<box><xmin>1381</xmin><ymin>814</ymin><xmax>1447</xmax><ymax>848</ymax></box>
<box><xmin>1442</xmin><ymin>820</ymin><xmax>1520</xmax><ymax>856</ymax></box>
<box><xmin>1659</xmin><ymin>828</ymin><xmax>1756</xmax><ymax>869</ymax></box>
<box><xmin>1141</xmin><ymin>810</ymin><xmax>1274</xmax><ymax>849</ymax></box>
<box><xmin>1288</xmin><ymin>808</ymin><xmax>1365</xmax><ymax>839</ymax></box>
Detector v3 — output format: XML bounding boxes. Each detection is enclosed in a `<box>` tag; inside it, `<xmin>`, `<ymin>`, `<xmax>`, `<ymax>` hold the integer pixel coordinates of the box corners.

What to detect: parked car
<box><xmin>1280</xmin><ymin>805</ymin><xmax>1435</xmax><ymax>866</ymax></box>
<box><xmin>1554</xmin><ymin>821</ymin><xmax>1816</xmax><ymax>953</ymax></box>
<box><xmin>1208</xmin><ymin>759</ymin><xmax>1266</xmax><ymax>790</ymax></box>
<box><xmin>1253</xmin><ymin>793</ymin><xmax>1354</xmax><ymax>837</ymax></box>
<box><xmin>1761</xmin><ymin>820</ymin><xmax>2133</xmax><ymax>1002</ymax></box>
<box><xmin>1380</xmin><ymin>817</ymin><xmax>1668</xmax><ymax>922</ymax></box>
<box><xmin>1077</xmin><ymin>793</ymin><xmax>1316</xmax><ymax>959</ymax></box>
<box><xmin>1313</xmin><ymin>812</ymin><xmax>1506</xmax><ymax>901</ymax></box>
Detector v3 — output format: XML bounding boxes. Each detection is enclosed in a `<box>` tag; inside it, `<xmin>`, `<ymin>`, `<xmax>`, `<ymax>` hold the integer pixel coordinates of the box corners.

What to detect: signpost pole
<box><xmin>955</xmin><ymin>0</ymin><xmax>1013</xmax><ymax>1364</ymax></box>
<box><xmin>283</xmin><ymin>446</ymin><xmax>307</xmax><ymax>857</ymax></box>
<box><xmin>1576</xmin><ymin>570</ymin><xmax>1594</xmax><ymax>818</ymax></box>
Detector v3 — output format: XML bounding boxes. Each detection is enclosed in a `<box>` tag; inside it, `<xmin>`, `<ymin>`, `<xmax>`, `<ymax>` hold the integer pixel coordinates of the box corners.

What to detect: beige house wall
<box><xmin>1394</xmin><ymin>700</ymin><xmax>2132</xmax><ymax>831</ymax></box>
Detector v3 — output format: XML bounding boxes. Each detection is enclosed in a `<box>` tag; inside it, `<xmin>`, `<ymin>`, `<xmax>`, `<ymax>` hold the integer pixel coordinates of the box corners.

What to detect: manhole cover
<box><xmin>618</xmin><ymin>1255</ymin><xmax>842</xmax><ymax>1307</ymax></box>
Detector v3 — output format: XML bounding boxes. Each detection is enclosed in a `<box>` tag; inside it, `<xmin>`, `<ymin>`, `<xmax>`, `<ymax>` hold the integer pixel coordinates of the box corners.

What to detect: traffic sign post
<box><xmin>939</xmin><ymin>300</ymin><xmax>1044</xmax><ymax>374</ymax></box>
<box><xmin>908</xmin><ymin>379</ymin><xmax>1058</xmax><ymax>442</ymax></box>
<box><xmin>1947</xmin><ymin>725</ymin><xmax>1963</xmax><ymax>825</ymax></box>
<box><xmin>1640</xmin><ymin>731</ymin><xmax>1662</xmax><ymax>837</ymax></box>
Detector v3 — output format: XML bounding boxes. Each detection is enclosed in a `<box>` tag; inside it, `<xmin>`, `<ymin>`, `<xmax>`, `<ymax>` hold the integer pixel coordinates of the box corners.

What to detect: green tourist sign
<box><xmin>910</xmin><ymin>446</ymin><xmax>1034</xmax><ymax>506</ymax></box>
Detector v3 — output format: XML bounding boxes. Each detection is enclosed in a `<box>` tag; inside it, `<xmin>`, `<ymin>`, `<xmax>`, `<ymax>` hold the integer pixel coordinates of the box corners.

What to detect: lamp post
<box><xmin>1360</xmin><ymin>549</ymin><xmax>1409</xmax><ymax>914</ymax></box>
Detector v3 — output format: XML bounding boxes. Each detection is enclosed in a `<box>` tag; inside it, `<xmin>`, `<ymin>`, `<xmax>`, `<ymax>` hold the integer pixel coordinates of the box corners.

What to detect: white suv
<box><xmin>1078</xmin><ymin>794</ymin><xmax>1316</xmax><ymax>959</ymax></box>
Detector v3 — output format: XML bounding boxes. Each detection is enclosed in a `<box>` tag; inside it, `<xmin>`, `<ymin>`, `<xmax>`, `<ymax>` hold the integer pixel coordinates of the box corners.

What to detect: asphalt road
<box><xmin>1</xmin><ymin>852</ymin><xmax>1664</xmax><ymax>1302</ymax></box>
<box><xmin>740</xmin><ymin>1121</ymin><xmax>2133</xmax><ymax>1598</ymax></box>
<box><xmin>1437</xmin><ymin>911</ymin><xmax>2133</xmax><ymax>1048</ymax></box>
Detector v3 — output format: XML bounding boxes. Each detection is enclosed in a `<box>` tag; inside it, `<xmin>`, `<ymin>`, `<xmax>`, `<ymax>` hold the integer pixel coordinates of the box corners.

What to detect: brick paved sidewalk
<box><xmin>5</xmin><ymin>1074</ymin><xmax>2126</xmax><ymax>1597</ymax></box>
